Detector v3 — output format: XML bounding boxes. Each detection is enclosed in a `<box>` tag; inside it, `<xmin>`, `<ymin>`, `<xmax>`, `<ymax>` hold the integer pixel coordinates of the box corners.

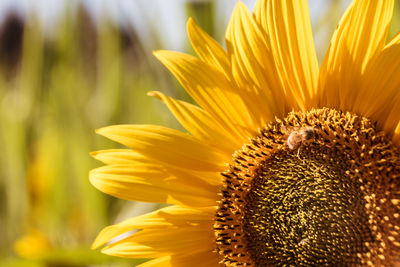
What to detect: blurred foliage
<box><xmin>0</xmin><ymin>4</ymin><xmax>176</xmax><ymax>267</ymax></box>
<box><xmin>0</xmin><ymin>0</ymin><xmax>399</xmax><ymax>266</ymax></box>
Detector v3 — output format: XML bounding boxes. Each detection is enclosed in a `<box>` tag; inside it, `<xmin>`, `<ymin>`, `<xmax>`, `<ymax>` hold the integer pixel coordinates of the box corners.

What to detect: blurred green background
<box><xmin>0</xmin><ymin>0</ymin><xmax>398</xmax><ymax>266</ymax></box>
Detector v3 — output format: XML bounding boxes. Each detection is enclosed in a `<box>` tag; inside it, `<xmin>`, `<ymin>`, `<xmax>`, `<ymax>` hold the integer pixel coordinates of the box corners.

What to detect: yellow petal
<box><xmin>253</xmin><ymin>0</ymin><xmax>319</xmax><ymax>109</ymax></box>
<box><xmin>153</xmin><ymin>50</ymin><xmax>255</xmax><ymax>142</ymax></box>
<box><xmin>382</xmin><ymin>99</ymin><xmax>400</xmax><ymax>141</ymax></box>
<box><xmin>353</xmin><ymin>33</ymin><xmax>400</xmax><ymax>132</ymax></box>
<box><xmin>137</xmin><ymin>251</ymin><xmax>218</xmax><ymax>267</ymax></box>
<box><xmin>137</xmin><ymin>256</ymin><xmax>171</xmax><ymax>267</ymax></box>
<box><xmin>96</xmin><ymin>124</ymin><xmax>227</xmax><ymax>172</ymax></box>
<box><xmin>89</xmin><ymin>164</ymin><xmax>218</xmax><ymax>206</ymax></box>
<box><xmin>138</xmin><ymin>251</ymin><xmax>219</xmax><ymax>267</ymax></box>
<box><xmin>393</xmin><ymin>121</ymin><xmax>400</xmax><ymax>146</ymax></box>
<box><xmin>101</xmin><ymin>225</ymin><xmax>214</xmax><ymax>258</ymax></box>
<box><xmin>226</xmin><ymin>2</ymin><xmax>286</xmax><ymax>119</ymax></box>
<box><xmin>188</xmin><ymin>15</ymin><xmax>274</xmax><ymax>133</ymax></box>
<box><xmin>166</xmin><ymin>164</ymin><xmax>222</xmax><ymax>186</ymax></box>
<box><xmin>319</xmin><ymin>0</ymin><xmax>394</xmax><ymax>110</ymax></box>
<box><xmin>92</xmin><ymin>149</ymin><xmax>223</xmax><ymax>186</ymax></box>
<box><xmin>187</xmin><ymin>18</ymin><xmax>231</xmax><ymax>80</ymax></box>
<box><xmin>92</xmin><ymin>205</ymin><xmax>214</xmax><ymax>249</ymax></box>
<box><xmin>148</xmin><ymin>91</ymin><xmax>240</xmax><ymax>154</ymax></box>
<box><xmin>91</xmin><ymin>149</ymin><xmax>150</xmax><ymax>165</ymax></box>
<box><xmin>168</xmin><ymin>251</ymin><xmax>219</xmax><ymax>266</ymax></box>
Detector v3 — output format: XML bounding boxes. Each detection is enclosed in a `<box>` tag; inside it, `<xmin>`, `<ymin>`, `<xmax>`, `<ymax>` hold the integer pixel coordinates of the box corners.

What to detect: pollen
<box><xmin>214</xmin><ymin>108</ymin><xmax>400</xmax><ymax>266</ymax></box>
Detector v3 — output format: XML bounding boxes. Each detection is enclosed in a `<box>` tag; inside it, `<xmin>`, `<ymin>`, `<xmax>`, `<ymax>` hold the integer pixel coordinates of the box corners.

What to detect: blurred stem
<box><xmin>186</xmin><ymin>0</ymin><xmax>215</xmax><ymax>38</ymax></box>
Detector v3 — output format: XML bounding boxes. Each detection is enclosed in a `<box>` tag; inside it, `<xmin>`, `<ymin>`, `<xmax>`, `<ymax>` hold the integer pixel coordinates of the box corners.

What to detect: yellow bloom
<box><xmin>90</xmin><ymin>0</ymin><xmax>400</xmax><ymax>265</ymax></box>
<box><xmin>14</xmin><ymin>228</ymin><xmax>52</xmax><ymax>259</ymax></box>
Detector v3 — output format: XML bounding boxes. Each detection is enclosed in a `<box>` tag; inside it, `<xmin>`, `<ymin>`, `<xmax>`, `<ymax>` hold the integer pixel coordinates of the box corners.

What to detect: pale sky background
<box><xmin>0</xmin><ymin>0</ymin><xmax>351</xmax><ymax>55</ymax></box>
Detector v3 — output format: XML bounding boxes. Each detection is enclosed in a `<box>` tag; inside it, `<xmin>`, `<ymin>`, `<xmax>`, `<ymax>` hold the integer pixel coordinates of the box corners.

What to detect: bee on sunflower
<box><xmin>90</xmin><ymin>0</ymin><xmax>400</xmax><ymax>266</ymax></box>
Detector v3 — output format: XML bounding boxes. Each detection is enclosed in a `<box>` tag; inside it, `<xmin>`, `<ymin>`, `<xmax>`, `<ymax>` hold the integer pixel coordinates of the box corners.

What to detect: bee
<box><xmin>281</xmin><ymin>126</ymin><xmax>317</xmax><ymax>157</ymax></box>
<box><xmin>298</xmin><ymin>238</ymin><xmax>309</xmax><ymax>247</ymax></box>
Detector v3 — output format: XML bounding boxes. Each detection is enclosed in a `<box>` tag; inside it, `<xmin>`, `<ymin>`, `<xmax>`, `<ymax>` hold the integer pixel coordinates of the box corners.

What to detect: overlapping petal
<box><xmin>91</xmin><ymin>149</ymin><xmax>151</xmax><ymax>165</ymax></box>
<box><xmin>90</xmin><ymin>163</ymin><xmax>218</xmax><ymax>206</ymax></box>
<box><xmin>92</xmin><ymin>148</ymin><xmax>223</xmax><ymax>186</ymax></box>
<box><xmin>148</xmin><ymin>91</ymin><xmax>240</xmax><ymax>154</ymax></box>
<box><xmin>154</xmin><ymin>50</ymin><xmax>255</xmax><ymax>142</ymax></box>
<box><xmin>137</xmin><ymin>256</ymin><xmax>171</xmax><ymax>267</ymax></box>
<box><xmin>96</xmin><ymin>124</ymin><xmax>227</xmax><ymax>172</ymax></box>
<box><xmin>253</xmin><ymin>0</ymin><xmax>319</xmax><ymax>109</ymax></box>
<box><xmin>92</xmin><ymin>205</ymin><xmax>214</xmax><ymax>249</ymax></box>
<box><xmin>187</xmin><ymin>18</ymin><xmax>231</xmax><ymax>80</ymax></box>
<box><xmin>137</xmin><ymin>251</ymin><xmax>219</xmax><ymax>267</ymax></box>
<box><xmin>350</xmin><ymin>34</ymin><xmax>400</xmax><ymax>142</ymax></box>
<box><xmin>319</xmin><ymin>0</ymin><xmax>394</xmax><ymax>110</ymax></box>
<box><xmin>101</xmin><ymin>226</ymin><xmax>214</xmax><ymax>258</ymax></box>
<box><xmin>188</xmin><ymin>14</ymin><xmax>273</xmax><ymax>134</ymax></box>
<box><xmin>226</xmin><ymin>2</ymin><xmax>286</xmax><ymax>120</ymax></box>
<box><xmin>95</xmin><ymin>213</ymin><xmax>217</xmax><ymax>266</ymax></box>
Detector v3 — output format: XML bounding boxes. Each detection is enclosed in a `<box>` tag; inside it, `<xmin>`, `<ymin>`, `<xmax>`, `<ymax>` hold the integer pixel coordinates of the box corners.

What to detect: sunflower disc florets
<box><xmin>215</xmin><ymin>108</ymin><xmax>400</xmax><ymax>266</ymax></box>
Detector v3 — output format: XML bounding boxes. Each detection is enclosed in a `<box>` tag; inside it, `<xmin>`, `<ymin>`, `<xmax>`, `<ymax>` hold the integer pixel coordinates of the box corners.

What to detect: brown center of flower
<box><xmin>214</xmin><ymin>108</ymin><xmax>400</xmax><ymax>266</ymax></box>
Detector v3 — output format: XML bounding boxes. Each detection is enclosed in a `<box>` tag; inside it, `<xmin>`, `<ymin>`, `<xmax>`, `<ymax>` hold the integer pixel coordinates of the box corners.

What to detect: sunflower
<box><xmin>90</xmin><ymin>0</ymin><xmax>400</xmax><ymax>266</ymax></box>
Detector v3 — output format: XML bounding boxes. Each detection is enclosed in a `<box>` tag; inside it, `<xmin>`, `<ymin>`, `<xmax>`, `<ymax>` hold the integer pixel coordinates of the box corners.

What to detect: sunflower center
<box><xmin>245</xmin><ymin>143</ymin><xmax>370</xmax><ymax>266</ymax></box>
<box><xmin>214</xmin><ymin>108</ymin><xmax>400</xmax><ymax>266</ymax></box>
